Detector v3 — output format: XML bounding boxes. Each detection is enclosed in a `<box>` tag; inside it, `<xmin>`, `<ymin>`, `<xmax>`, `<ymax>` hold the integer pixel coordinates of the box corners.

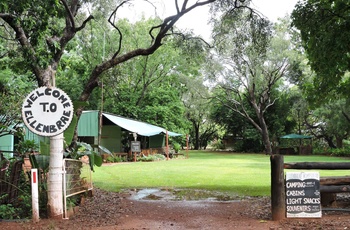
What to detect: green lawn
<box><xmin>92</xmin><ymin>151</ymin><xmax>350</xmax><ymax>197</ymax></box>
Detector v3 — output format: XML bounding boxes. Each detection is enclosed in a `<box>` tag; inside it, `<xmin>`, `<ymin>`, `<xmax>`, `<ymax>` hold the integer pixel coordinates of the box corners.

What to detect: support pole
<box><xmin>48</xmin><ymin>133</ymin><xmax>64</xmax><ymax>218</ymax></box>
<box><xmin>166</xmin><ymin>131</ymin><xmax>169</xmax><ymax>160</ymax></box>
<box><xmin>186</xmin><ymin>134</ymin><xmax>189</xmax><ymax>158</ymax></box>
<box><xmin>270</xmin><ymin>154</ymin><xmax>285</xmax><ymax>221</ymax></box>
<box><xmin>31</xmin><ymin>169</ymin><xmax>39</xmax><ymax>223</ymax></box>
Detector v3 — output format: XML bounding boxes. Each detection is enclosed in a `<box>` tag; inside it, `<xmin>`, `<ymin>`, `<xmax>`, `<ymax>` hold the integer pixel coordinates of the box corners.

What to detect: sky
<box><xmin>179</xmin><ymin>0</ymin><xmax>300</xmax><ymax>40</ymax></box>
<box><xmin>252</xmin><ymin>0</ymin><xmax>299</xmax><ymax>22</ymax></box>
<box><xmin>118</xmin><ymin>0</ymin><xmax>299</xmax><ymax>40</ymax></box>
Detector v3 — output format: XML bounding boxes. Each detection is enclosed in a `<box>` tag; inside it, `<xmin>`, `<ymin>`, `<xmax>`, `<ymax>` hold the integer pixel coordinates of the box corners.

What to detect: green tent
<box><xmin>276</xmin><ymin>134</ymin><xmax>313</xmax><ymax>155</ymax></box>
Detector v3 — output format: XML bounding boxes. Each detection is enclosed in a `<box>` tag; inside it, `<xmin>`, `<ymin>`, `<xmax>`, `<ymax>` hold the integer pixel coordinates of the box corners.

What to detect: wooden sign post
<box><xmin>131</xmin><ymin>141</ymin><xmax>141</xmax><ymax>162</ymax></box>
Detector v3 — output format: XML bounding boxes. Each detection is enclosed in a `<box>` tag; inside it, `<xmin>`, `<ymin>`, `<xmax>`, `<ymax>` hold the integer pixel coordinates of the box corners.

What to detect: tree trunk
<box><xmin>259</xmin><ymin>116</ymin><xmax>272</xmax><ymax>155</ymax></box>
<box><xmin>336</xmin><ymin>136</ymin><xmax>343</xmax><ymax>148</ymax></box>
<box><xmin>324</xmin><ymin>135</ymin><xmax>336</xmax><ymax>148</ymax></box>
<box><xmin>193</xmin><ymin>122</ymin><xmax>200</xmax><ymax>150</ymax></box>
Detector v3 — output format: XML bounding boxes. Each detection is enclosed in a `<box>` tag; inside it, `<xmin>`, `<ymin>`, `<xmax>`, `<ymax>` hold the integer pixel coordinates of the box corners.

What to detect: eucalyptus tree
<box><xmin>0</xmin><ymin>0</ymin><xmax>255</xmax><ymax>217</ymax></box>
<box><xmin>182</xmin><ymin>75</ymin><xmax>217</xmax><ymax>150</ymax></box>
<box><xmin>210</xmin><ymin>13</ymin><xmax>299</xmax><ymax>154</ymax></box>
<box><xmin>210</xmin><ymin>81</ymin><xmax>298</xmax><ymax>152</ymax></box>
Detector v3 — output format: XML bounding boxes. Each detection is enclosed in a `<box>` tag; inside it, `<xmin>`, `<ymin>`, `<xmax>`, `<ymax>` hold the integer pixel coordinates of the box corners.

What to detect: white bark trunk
<box><xmin>47</xmin><ymin>133</ymin><xmax>64</xmax><ymax>218</ymax></box>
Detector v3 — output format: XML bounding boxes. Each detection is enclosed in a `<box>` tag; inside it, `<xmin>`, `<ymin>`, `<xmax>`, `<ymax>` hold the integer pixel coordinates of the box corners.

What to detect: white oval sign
<box><xmin>22</xmin><ymin>87</ymin><xmax>74</xmax><ymax>136</ymax></box>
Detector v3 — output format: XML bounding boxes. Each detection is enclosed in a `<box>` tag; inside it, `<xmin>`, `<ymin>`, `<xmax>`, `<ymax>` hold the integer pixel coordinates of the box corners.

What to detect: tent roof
<box><xmin>102</xmin><ymin>112</ymin><xmax>182</xmax><ymax>137</ymax></box>
<box><xmin>280</xmin><ymin>134</ymin><xmax>312</xmax><ymax>139</ymax></box>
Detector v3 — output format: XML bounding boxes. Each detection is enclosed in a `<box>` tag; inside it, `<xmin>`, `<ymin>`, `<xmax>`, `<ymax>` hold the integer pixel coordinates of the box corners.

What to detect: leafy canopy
<box><xmin>292</xmin><ymin>0</ymin><xmax>350</xmax><ymax>95</ymax></box>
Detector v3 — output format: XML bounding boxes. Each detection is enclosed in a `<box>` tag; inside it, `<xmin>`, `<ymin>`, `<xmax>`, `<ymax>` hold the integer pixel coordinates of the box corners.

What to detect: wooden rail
<box><xmin>271</xmin><ymin>155</ymin><xmax>350</xmax><ymax>221</ymax></box>
<box><xmin>284</xmin><ymin>162</ymin><xmax>350</xmax><ymax>170</ymax></box>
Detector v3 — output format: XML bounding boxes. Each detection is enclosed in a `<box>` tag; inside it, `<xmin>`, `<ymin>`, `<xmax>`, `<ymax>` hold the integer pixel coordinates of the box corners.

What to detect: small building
<box><xmin>77</xmin><ymin>111</ymin><xmax>182</xmax><ymax>155</ymax></box>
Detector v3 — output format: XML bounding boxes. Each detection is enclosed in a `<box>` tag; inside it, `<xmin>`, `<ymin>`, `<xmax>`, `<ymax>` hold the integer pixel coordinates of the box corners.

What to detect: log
<box><xmin>284</xmin><ymin>162</ymin><xmax>350</xmax><ymax>170</ymax></box>
<box><xmin>320</xmin><ymin>176</ymin><xmax>350</xmax><ymax>185</ymax></box>
<box><xmin>320</xmin><ymin>185</ymin><xmax>350</xmax><ymax>193</ymax></box>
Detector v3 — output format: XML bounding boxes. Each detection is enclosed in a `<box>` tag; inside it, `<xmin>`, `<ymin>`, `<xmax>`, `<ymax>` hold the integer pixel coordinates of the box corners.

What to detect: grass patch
<box><xmin>92</xmin><ymin>151</ymin><xmax>350</xmax><ymax>197</ymax></box>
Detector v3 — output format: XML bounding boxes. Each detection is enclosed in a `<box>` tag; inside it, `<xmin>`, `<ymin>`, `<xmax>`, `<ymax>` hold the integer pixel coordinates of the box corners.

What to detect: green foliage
<box><xmin>0</xmin><ymin>73</ymin><xmax>35</xmax><ymax>138</ymax></box>
<box><xmin>173</xmin><ymin>143</ymin><xmax>181</xmax><ymax>153</ymax></box>
<box><xmin>292</xmin><ymin>0</ymin><xmax>350</xmax><ymax>100</ymax></box>
<box><xmin>137</xmin><ymin>154</ymin><xmax>166</xmax><ymax>162</ymax></box>
<box><xmin>305</xmin><ymin>98</ymin><xmax>350</xmax><ymax>148</ymax></box>
<box><xmin>0</xmin><ymin>203</ymin><xmax>17</xmax><ymax>219</ymax></box>
<box><xmin>313</xmin><ymin>146</ymin><xmax>350</xmax><ymax>157</ymax></box>
<box><xmin>15</xmin><ymin>139</ymin><xmax>39</xmax><ymax>157</ymax></box>
<box><xmin>209</xmin><ymin>139</ymin><xmax>225</xmax><ymax>150</ymax></box>
<box><xmin>105</xmin><ymin>155</ymin><xmax>125</xmax><ymax>163</ymax></box>
<box><xmin>0</xmin><ymin>0</ymin><xmax>63</xmax><ymax>69</ymax></box>
<box><xmin>63</xmin><ymin>101</ymin><xmax>89</xmax><ymax>146</ymax></box>
<box><xmin>0</xmin><ymin>159</ymin><xmax>33</xmax><ymax>219</ymax></box>
<box><xmin>210</xmin><ymin>14</ymin><xmax>301</xmax><ymax>154</ymax></box>
<box><xmin>74</xmin><ymin>18</ymin><xmax>204</xmax><ymax>134</ymax></box>
<box><xmin>65</xmin><ymin>142</ymin><xmax>105</xmax><ymax>171</ymax></box>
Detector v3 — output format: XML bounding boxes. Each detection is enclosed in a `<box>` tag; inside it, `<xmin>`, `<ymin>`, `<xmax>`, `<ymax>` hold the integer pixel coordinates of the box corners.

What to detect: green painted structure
<box><xmin>0</xmin><ymin>135</ymin><xmax>13</xmax><ymax>152</ymax></box>
<box><xmin>77</xmin><ymin>111</ymin><xmax>181</xmax><ymax>153</ymax></box>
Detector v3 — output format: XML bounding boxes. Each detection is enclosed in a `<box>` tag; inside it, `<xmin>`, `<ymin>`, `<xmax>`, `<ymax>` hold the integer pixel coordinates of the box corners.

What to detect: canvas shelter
<box><xmin>77</xmin><ymin>111</ymin><xmax>182</xmax><ymax>154</ymax></box>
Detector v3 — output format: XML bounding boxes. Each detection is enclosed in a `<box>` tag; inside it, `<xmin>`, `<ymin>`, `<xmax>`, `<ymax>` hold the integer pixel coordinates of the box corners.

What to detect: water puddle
<box><xmin>129</xmin><ymin>188</ymin><xmax>242</xmax><ymax>202</ymax></box>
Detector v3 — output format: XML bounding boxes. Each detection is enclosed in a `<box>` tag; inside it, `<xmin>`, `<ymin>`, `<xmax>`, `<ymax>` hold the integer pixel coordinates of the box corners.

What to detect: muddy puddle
<box><xmin>129</xmin><ymin>188</ymin><xmax>243</xmax><ymax>202</ymax></box>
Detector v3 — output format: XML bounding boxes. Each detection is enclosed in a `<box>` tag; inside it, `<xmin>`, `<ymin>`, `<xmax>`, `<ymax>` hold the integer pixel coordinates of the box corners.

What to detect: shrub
<box><xmin>0</xmin><ymin>203</ymin><xmax>17</xmax><ymax>219</ymax></box>
<box><xmin>106</xmin><ymin>155</ymin><xmax>125</xmax><ymax>163</ymax></box>
<box><xmin>0</xmin><ymin>162</ymin><xmax>33</xmax><ymax>219</ymax></box>
<box><xmin>173</xmin><ymin>143</ymin><xmax>181</xmax><ymax>153</ymax></box>
<box><xmin>138</xmin><ymin>154</ymin><xmax>165</xmax><ymax>162</ymax></box>
<box><xmin>328</xmin><ymin>147</ymin><xmax>350</xmax><ymax>157</ymax></box>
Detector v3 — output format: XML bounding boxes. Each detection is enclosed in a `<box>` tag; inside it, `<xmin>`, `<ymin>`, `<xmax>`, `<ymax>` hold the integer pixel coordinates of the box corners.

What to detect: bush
<box><xmin>313</xmin><ymin>146</ymin><xmax>350</xmax><ymax>157</ymax></box>
<box><xmin>0</xmin><ymin>162</ymin><xmax>33</xmax><ymax>219</ymax></box>
<box><xmin>138</xmin><ymin>154</ymin><xmax>165</xmax><ymax>162</ymax></box>
<box><xmin>173</xmin><ymin>143</ymin><xmax>181</xmax><ymax>153</ymax></box>
<box><xmin>209</xmin><ymin>139</ymin><xmax>225</xmax><ymax>150</ymax></box>
<box><xmin>328</xmin><ymin>147</ymin><xmax>350</xmax><ymax>157</ymax></box>
<box><xmin>106</xmin><ymin>155</ymin><xmax>125</xmax><ymax>163</ymax></box>
<box><xmin>0</xmin><ymin>203</ymin><xmax>17</xmax><ymax>219</ymax></box>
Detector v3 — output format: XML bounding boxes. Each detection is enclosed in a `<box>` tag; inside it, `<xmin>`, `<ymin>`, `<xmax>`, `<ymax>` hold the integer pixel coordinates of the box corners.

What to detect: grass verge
<box><xmin>92</xmin><ymin>151</ymin><xmax>350</xmax><ymax>197</ymax></box>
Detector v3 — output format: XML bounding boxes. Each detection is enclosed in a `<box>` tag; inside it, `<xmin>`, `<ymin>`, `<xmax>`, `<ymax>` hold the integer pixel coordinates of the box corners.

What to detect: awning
<box><xmin>280</xmin><ymin>134</ymin><xmax>312</xmax><ymax>139</ymax></box>
<box><xmin>102</xmin><ymin>112</ymin><xmax>182</xmax><ymax>137</ymax></box>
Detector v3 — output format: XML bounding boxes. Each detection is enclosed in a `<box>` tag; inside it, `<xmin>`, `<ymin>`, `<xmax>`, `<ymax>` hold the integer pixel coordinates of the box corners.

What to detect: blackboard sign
<box><xmin>131</xmin><ymin>141</ymin><xmax>141</xmax><ymax>152</ymax></box>
<box><xmin>286</xmin><ymin>172</ymin><xmax>321</xmax><ymax>218</ymax></box>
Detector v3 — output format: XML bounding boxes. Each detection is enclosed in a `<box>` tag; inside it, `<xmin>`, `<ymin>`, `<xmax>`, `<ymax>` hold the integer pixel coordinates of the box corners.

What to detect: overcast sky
<box><xmin>117</xmin><ymin>0</ymin><xmax>299</xmax><ymax>40</ymax></box>
<box><xmin>252</xmin><ymin>0</ymin><xmax>299</xmax><ymax>22</ymax></box>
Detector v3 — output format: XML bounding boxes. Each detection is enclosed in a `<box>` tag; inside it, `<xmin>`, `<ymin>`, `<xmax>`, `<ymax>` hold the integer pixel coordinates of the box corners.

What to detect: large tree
<box><xmin>0</xmin><ymin>0</ymin><xmax>253</xmax><ymax>217</ymax></box>
<box><xmin>210</xmin><ymin>14</ymin><xmax>299</xmax><ymax>154</ymax></box>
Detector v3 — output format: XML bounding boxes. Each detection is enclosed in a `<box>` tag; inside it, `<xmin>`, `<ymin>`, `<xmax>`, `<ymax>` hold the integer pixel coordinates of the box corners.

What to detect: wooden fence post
<box><xmin>271</xmin><ymin>154</ymin><xmax>285</xmax><ymax>220</ymax></box>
